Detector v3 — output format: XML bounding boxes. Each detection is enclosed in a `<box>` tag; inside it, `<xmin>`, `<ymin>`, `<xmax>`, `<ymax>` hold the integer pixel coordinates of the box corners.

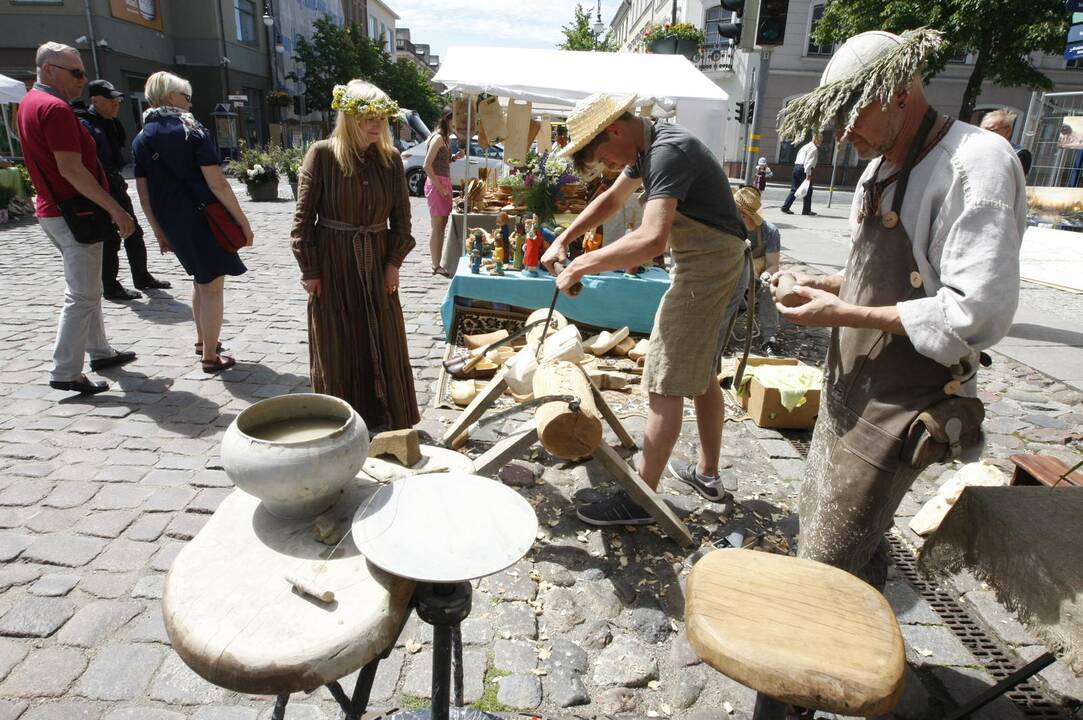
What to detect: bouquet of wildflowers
<box><xmin>511</xmin><ymin>151</ymin><xmax>578</xmax><ymax>225</ymax></box>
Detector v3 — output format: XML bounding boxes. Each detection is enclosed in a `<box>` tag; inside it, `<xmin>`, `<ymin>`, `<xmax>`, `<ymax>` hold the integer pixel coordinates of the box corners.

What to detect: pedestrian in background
<box><xmin>76</xmin><ymin>79</ymin><xmax>171</xmax><ymax>301</ymax></box>
<box><xmin>754</xmin><ymin>157</ymin><xmax>772</xmax><ymax>192</ymax></box>
<box><xmin>781</xmin><ymin>133</ymin><xmax>820</xmax><ymax>216</ymax></box>
<box><xmin>980</xmin><ymin>109</ymin><xmax>1032</xmax><ymax>176</ymax></box>
<box><xmin>133</xmin><ymin>71</ymin><xmax>252</xmax><ymax>374</ymax></box>
<box><xmin>17</xmin><ymin>42</ymin><xmax>137</xmax><ymax>395</ymax></box>
<box><xmin>290</xmin><ymin>79</ymin><xmax>419</xmax><ymax>432</ymax></box>
<box><xmin>422</xmin><ymin>108</ymin><xmax>462</xmax><ymax>276</ymax></box>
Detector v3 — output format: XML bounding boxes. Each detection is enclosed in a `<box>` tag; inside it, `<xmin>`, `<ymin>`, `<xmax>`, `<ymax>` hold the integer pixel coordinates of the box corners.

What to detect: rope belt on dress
<box><xmin>315</xmin><ymin>216</ymin><xmax>394</xmax><ymax>425</ymax></box>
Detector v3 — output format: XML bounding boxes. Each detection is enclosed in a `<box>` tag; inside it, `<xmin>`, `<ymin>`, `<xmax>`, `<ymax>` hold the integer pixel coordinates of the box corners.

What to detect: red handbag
<box><xmin>202</xmin><ymin>201</ymin><xmax>247</xmax><ymax>253</ymax></box>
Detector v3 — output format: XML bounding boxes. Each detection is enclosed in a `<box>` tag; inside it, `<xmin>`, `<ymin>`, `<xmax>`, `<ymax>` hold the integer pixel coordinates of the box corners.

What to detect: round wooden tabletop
<box><xmin>351</xmin><ymin>473</ymin><xmax>538</xmax><ymax>583</ymax></box>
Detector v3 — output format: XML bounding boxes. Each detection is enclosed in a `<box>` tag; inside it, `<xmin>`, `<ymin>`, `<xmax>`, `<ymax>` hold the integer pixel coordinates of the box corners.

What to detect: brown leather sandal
<box><xmin>194</xmin><ymin>342</ymin><xmax>224</xmax><ymax>357</ymax></box>
<box><xmin>201</xmin><ymin>354</ymin><xmax>236</xmax><ymax>374</ymax></box>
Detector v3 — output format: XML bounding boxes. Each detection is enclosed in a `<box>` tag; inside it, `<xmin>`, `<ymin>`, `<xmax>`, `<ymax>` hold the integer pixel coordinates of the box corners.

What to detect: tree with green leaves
<box><xmin>812</xmin><ymin>0</ymin><xmax>1069</xmax><ymax>120</ymax></box>
<box><xmin>558</xmin><ymin>3</ymin><xmax>616</xmax><ymax>51</ymax></box>
<box><xmin>289</xmin><ymin>17</ymin><xmax>443</xmax><ymax>125</ymax></box>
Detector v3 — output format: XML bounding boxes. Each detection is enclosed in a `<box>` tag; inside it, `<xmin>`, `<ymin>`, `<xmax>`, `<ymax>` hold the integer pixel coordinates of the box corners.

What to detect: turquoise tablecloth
<box><xmin>441</xmin><ymin>256</ymin><xmax>671</xmax><ymax>340</ymax></box>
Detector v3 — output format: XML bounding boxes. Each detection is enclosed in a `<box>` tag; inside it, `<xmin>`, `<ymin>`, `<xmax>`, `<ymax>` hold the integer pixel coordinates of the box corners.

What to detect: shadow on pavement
<box><xmin>1007</xmin><ymin>322</ymin><xmax>1083</xmax><ymax>347</ymax></box>
<box><xmin>58</xmin><ymin>369</ymin><xmax>223</xmax><ymax>438</ymax></box>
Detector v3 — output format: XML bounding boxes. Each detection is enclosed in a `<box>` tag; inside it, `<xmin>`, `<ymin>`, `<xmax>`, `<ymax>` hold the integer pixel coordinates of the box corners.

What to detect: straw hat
<box><xmin>733</xmin><ymin>186</ymin><xmax>764</xmax><ymax>227</ymax></box>
<box><xmin>555</xmin><ymin>93</ymin><xmax>637</xmax><ymax>159</ymax></box>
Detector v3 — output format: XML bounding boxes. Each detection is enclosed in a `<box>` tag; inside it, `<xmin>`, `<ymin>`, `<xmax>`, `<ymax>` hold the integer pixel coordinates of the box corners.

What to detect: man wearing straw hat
<box><xmin>774</xmin><ymin>29</ymin><xmax>1025</xmax><ymax>588</ymax></box>
<box><xmin>719</xmin><ymin>186</ymin><xmax>783</xmax><ymax>358</ymax></box>
<box><xmin>543</xmin><ymin>93</ymin><xmax>747</xmax><ymax>527</ymax></box>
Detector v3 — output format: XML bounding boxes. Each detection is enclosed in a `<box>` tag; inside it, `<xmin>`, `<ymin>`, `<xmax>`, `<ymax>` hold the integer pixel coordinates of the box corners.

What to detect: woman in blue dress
<box><xmin>133</xmin><ymin>71</ymin><xmax>252</xmax><ymax>373</ymax></box>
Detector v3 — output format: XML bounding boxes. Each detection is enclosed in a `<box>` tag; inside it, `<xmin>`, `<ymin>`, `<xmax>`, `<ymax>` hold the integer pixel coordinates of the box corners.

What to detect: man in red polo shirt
<box><xmin>18</xmin><ymin>42</ymin><xmax>137</xmax><ymax>395</ymax></box>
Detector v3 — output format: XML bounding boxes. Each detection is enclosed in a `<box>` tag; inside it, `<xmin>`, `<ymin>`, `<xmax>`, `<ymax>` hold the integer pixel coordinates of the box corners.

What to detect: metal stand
<box><xmin>751</xmin><ymin>692</ymin><xmax>789</xmax><ymax>720</ymax></box>
<box><xmin>269</xmin><ymin>652</ymin><xmax>383</xmax><ymax>720</ymax></box>
<box><xmin>387</xmin><ymin>582</ymin><xmax>500</xmax><ymax>720</ymax></box>
<box><xmin>944</xmin><ymin>651</ymin><xmax>1057</xmax><ymax>720</ymax></box>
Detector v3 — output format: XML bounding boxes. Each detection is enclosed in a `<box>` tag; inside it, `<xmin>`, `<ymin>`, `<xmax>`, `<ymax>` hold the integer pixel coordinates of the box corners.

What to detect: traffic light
<box><xmin>755</xmin><ymin>0</ymin><xmax>789</xmax><ymax>46</ymax></box>
<box><xmin>747</xmin><ymin>100</ymin><xmax>756</xmax><ymax>124</ymax></box>
<box><xmin>716</xmin><ymin>0</ymin><xmax>759</xmax><ymax>51</ymax></box>
<box><xmin>735</xmin><ymin>101</ymin><xmax>746</xmax><ymax>123</ymax></box>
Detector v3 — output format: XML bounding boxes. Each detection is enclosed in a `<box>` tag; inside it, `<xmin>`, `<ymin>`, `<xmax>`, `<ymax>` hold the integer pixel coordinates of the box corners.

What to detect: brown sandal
<box><xmin>201</xmin><ymin>354</ymin><xmax>236</xmax><ymax>374</ymax></box>
<box><xmin>194</xmin><ymin>342</ymin><xmax>224</xmax><ymax>357</ymax></box>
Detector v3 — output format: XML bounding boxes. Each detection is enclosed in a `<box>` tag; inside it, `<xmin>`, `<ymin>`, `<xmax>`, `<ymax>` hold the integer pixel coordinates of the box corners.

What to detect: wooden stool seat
<box><xmin>685</xmin><ymin>549</ymin><xmax>905</xmax><ymax>716</ymax></box>
<box><xmin>163</xmin><ymin>486</ymin><xmax>414</xmax><ymax>695</ymax></box>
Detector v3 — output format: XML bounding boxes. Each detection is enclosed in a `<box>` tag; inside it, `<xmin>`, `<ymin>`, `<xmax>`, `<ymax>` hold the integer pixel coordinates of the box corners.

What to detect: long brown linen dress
<box><xmin>290</xmin><ymin>140</ymin><xmax>420</xmax><ymax>430</ymax></box>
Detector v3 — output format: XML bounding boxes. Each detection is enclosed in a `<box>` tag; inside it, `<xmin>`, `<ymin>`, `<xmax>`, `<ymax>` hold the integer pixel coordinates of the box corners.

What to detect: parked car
<box><xmin>402</xmin><ymin>138</ymin><xmax>504</xmax><ymax>197</ymax></box>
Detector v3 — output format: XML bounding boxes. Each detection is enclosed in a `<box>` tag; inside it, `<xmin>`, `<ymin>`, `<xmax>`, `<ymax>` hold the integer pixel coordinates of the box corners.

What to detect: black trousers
<box><xmin>781</xmin><ymin>165</ymin><xmax>813</xmax><ymax>214</ymax></box>
<box><xmin>103</xmin><ymin>173</ymin><xmax>151</xmax><ymax>288</ymax></box>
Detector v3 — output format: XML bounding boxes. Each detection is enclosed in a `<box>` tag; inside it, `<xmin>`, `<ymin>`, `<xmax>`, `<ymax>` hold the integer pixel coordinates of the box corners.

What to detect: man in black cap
<box><xmin>77</xmin><ymin>79</ymin><xmax>170</xmax><ymax>300</ymax></box>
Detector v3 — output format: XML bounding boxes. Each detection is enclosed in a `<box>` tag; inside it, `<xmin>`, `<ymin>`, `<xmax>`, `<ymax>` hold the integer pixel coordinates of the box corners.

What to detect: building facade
<box><xmin>0</xmin><ymin>0</ymin><xmax>347</xmax><ymax>152</ymax></box>
<box><xmin>366</xmin><ymin>0</ymin><xmax>396</xmax><ymax>54</ymax></box>
<box><xmin>609</xmin><ymin>0</ymin><xmax>1083</xmax><ymax>183</ymax></box>
<box><xmin>395</xmin><ymin>28</ymin><xmax>439</xmax><ymax>78</ymax></box>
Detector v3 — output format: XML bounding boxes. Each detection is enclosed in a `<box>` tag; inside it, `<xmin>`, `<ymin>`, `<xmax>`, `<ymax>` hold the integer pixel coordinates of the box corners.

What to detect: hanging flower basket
<box><xmin>268</xmin><ymin>90</ymin><xmax>292</xmax><ymax>108</ymax></box>
<box><xmin>644</xmin><ymin>23</ymin><xmax>705</xmax><ymax>60</ymax></box>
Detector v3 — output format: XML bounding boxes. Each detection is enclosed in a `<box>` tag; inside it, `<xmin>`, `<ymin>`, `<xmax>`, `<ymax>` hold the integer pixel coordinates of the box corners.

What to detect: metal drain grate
<box><xmin>885</xmin><ymin>536</ymin><xmax>1068</xmax><ymax>719</ymax></box>
<box><xmin>779</xmin><ymin>433</ymin><xmax>1068</xmax><ymax>718</ymax></box>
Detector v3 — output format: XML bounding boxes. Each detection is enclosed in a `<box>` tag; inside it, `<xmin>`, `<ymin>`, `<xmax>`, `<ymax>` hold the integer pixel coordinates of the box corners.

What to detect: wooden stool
<box><xmin>685</xmin><ymin>549</ymin><xmax>906</xmax><ymax>719</ymax></box>
<box><xmin>1009</xmin><ymin>453</ymin><xmax>1083</xmax><ymax>488</ymax></box>
<box><xmin>163</xmin><ymin>486</ymin><xmax>415</xmax><ymax>719</ymax></box>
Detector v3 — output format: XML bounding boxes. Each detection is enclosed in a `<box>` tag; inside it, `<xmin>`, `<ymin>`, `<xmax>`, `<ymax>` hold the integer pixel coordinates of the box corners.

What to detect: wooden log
<box><xmin>533</xmin><ymin>360</ymin><xmax>603</xmax><ymax>461</ymax></box>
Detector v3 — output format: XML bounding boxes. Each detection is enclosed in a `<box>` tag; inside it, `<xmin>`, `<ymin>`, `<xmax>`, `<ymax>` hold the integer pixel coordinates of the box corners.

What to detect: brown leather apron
<box><xmin>798</xmin><ymin>108</ymin><xmax>958</xmax><ymax>588</ymax></box>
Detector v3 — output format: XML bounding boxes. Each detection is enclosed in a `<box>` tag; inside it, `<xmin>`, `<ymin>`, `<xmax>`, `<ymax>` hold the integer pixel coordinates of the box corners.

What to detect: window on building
<box><xmin>1068</xmin><ymin>58</ymin><xmax>1083</xmax><ymax>70</ymax></box>
<box><xmin>235</xmin><ymin>0</ymin><xmax>258</xmax><ymax>45</ymax></box>
<box><xmin>946</xmin><ymin>47</ymin><xmax>970</xmax><ymax>64</ymax></box>
<box><xmin>705</xmin><ymin>3</ymin><xmax>734</xmax><ymax>46</ymax></box>
<box><xmin>806</xmin><ymin>3</ymin><xmax>834</xmax><ymax>56</ymax></box>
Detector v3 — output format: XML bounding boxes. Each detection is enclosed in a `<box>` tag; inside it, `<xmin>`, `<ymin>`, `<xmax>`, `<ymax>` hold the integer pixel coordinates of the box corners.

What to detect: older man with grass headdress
<box><xmin>773</xmin><ymin>29</ymin><xmax>1025</xmax><ymax>588</ymax></box>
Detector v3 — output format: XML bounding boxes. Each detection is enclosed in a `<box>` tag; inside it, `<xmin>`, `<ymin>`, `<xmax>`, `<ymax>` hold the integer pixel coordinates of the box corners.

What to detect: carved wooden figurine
<box><xmin>523</xmin><ymin>219</ymin><xmax>543</xmax><ymax>276</ymax></box>
<box><xmin>512</xmin><ymin>221</ymin><xmax>526</xmax><ymax>271</ymax></box>
<box><xmin>470</xmin><ymin>230</ymin><xmax>484</xmax><ymax>275</ymax></box>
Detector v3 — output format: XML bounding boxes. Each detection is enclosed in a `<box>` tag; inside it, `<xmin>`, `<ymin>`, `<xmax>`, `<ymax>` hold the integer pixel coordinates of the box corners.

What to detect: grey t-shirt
<box><xmin>624</xmin><ymin>121</ymin><xmax>745</xmax><ymax>240</ymax></box>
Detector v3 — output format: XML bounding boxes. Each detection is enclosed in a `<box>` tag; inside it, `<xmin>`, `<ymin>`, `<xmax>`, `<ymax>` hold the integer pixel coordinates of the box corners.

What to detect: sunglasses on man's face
<box><xmin>48</xmin><ymin>64</ymin><xmax>86</xmax><ymax>80</ymax></box>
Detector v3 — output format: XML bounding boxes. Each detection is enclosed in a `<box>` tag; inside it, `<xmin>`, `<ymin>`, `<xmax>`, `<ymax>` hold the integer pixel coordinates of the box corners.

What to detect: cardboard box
<box><xmin>736</xmin><ymin>357</ymin><xmax>820</xmax><ymax>430</ymax></box>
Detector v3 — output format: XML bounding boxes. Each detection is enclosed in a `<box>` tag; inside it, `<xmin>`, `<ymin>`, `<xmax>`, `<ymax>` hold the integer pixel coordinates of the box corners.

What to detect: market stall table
<box><xmin>920</xmin><ymin>485</ymin><xmax>1082</xmax><ymax>717</ymax></box>
<box><xmin>442</xmin><ymin>212</ymin><xmax>501</xmax><ymax>274</ymax></box>
<box><xmin>441</xmin><ymin>256</ymin><xmax>670</xmax><ymax>340</ymax></box>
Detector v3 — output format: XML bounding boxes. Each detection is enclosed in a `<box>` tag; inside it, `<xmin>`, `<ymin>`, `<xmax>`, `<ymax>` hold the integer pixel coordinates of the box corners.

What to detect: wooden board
<box><xmin>593</xmin><ymin>443</ymin><xmax>693</xmax><ymax>547</ymax></box>
<box><xmin>472</xmin><ymin>424</ymin><xmax>539</xmax><ymax>476</ymax></box>
<box><xmin>351</xmin><ymin>473</ymin><xmax>538</xmax><ymax>583</ymax></box>
<box><xmin>1009</xmin><ymin>453</ymin><xmax>1083</xmax><ymax>488</ymax></box>
<box><xmin>163</xmin><ymin>487</ymin><xmax>414</xmax><ymax>695</ymax></box>
<box><xmin>442</xmin><ymin>370</ymin><xmax>508</xmax><ymax>448</ymax></box>
<box><xmin>591</xmin><ymin>384</ymin><xmax>637</xmax><ymax>450</ymax></box>
<box><xmin>685</xmin><ymin>549</ymin><xmax>905</xmax><ymax>716</ymax></box>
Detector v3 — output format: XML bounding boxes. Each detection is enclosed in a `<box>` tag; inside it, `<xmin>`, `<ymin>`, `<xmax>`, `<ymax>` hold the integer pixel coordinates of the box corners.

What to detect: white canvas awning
<box><xmin>0</xmin><ymin>74</ymin><xmax>27</xmax><ymax>104</ymax></box>
<box><xmin>432</xmin><ymin>46</ymin><xmax>728</xmax><ymax>159</ymax></box>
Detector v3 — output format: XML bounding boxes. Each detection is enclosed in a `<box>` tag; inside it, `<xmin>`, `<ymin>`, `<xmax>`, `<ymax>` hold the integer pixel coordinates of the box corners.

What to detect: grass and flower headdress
<box><xmin>331</xmin><ymin>84</ymin><xmax>400</xmax><ymax>117</ymax></box>
<box><xmin>777</xmin><ymin>28</ymin><xmax>944</xmax><ymax>141</ymax></box>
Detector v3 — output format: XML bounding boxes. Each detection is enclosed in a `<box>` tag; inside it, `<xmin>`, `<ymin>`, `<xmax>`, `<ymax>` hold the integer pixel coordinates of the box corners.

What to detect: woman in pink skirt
<box><xmin>423</xmin><ymin>109</ymin><xmax>462</xmax><ymax>276</ymax></box>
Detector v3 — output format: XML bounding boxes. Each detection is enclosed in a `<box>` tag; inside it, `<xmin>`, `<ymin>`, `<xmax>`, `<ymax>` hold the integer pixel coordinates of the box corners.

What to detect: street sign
<box><xmin>1069</xmin><ymin>23</ymin><xmax>1083</xmax><ymax>43</ymax></box>
<box><xmin>228</xmin><ymin>94</ymin><xmax>249</xmax><ymax>102</ymax></box>
<box><xmin>1065</xmin><ymin>40</ymin><xmax>1083</xmax><ymax>60</ymax></box>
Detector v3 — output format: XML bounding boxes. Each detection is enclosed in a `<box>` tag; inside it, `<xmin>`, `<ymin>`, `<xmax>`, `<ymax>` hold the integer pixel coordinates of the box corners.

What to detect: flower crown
<box><xmin>330</xmin><ymin>85</ymin><xmax>400</xmax><ymax>117</ymax></box>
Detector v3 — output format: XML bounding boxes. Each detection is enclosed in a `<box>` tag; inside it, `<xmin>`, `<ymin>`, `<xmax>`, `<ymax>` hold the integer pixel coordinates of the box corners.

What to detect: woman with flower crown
<box><xmin>289</xmin><ymin>80</ymin><xmax>419</xmax><ymax>431</ymax></box>
<box><xmin>133</xmin><ymin>71</ymin><xmax>253</xmax><ymax>374</ymax></box>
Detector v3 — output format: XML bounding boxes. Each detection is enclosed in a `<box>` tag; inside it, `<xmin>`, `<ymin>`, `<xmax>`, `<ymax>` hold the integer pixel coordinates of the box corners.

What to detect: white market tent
<box><xmin>432</xmin><ymin>46</ymin><xmax>728</xmax><ymax>160</ymax></box>
<box><xmin>0</xmin><ymin>74</ymin><xmax>27</xmax><ymax>158</ymax></box>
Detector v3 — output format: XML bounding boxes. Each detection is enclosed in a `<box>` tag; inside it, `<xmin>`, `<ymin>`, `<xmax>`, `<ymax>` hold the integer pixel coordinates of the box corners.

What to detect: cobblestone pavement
<box><xmin>0</xmin><ymin>181</ymin><xmax>1079</xmax><ymax>720</ymax></box>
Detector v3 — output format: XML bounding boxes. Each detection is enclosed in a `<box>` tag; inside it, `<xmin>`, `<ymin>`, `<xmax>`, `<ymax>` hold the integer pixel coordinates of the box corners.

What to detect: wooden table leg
<box><xmin>472</xmin><ymin>423</ymin><xmax>539</xmax><ymax>476</ymax></box>
<box><xmin>594</xmin><ymin>443</ymin><xmax>694</xmax><ymax>547</ymax></box>
<box><xmin>591</xmin><ymin>384</ymin><xmax>637</xmax><ymax>450</ymax></box>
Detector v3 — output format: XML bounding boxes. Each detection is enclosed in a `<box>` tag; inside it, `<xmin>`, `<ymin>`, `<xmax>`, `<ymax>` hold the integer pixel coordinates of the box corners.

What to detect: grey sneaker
<box><xmin>576</xmin><ymin>491</ymin><xmax>655</xmax><ymax>527</ymax></box>
<box><xmin>668</xmin><ymin>460</ymin><xmax>731</xmax><ymax>502</ymax></box>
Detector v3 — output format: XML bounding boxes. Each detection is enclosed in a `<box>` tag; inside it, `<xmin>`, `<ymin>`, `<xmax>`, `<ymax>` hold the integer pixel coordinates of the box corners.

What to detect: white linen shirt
<box><xmin>796</xmin><ymin>142</ymin><xmax>819</xmax><ymax>174</ymax></box>
<box><xmin>847</xmin><ymin>121</ymin><xmax>1025</xmax><ymax>368</ymax></box>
